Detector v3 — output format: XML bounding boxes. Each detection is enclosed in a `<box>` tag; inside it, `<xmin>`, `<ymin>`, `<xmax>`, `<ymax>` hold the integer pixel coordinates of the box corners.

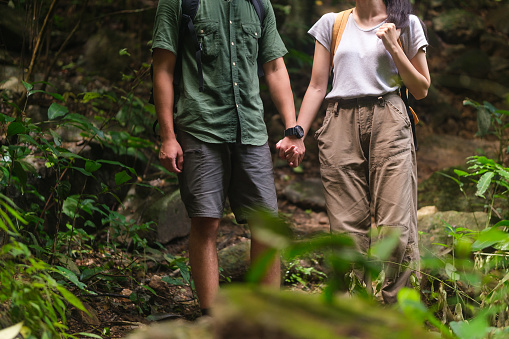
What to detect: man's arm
<box><xmin>153</xmin><ymin>48</ymin><xmax>183</xmax><ymax>173</ymax></box>
<box><xmin>263</xmin><ymin>57</ymin><xmax>304</xmax><ymax>167</ymax></box>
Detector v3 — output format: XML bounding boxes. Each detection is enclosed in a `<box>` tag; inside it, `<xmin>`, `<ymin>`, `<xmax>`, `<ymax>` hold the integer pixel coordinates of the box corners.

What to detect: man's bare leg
<box><xmin>188</xmin><ymin>217</ymin><xmax>220</xmax><ymax>311</ymax></box>
<box><xmin>250</xmin><ymin>236</ymin><xmax>281</xmax><ymax>287</ymax></box>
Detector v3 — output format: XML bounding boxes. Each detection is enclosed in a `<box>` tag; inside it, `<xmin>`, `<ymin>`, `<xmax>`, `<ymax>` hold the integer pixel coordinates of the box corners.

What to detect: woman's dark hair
<box><xmin>383</xmin><ymin>0</ymin><xmax>413</xmax><ymax>29</ymax></box>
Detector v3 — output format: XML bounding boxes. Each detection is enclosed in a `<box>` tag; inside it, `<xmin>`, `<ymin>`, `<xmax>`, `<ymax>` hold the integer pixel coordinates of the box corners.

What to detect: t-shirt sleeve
<box><xmin>152</xmin><ymin>0</ymin><xmax>181</xmax><ymax>54</ymax></box>
<box><xmin>259</xmin><ymin>0</ymin><xmax>288</xmax><ymax>64</ymax></box>
<box><xmin>401</xmin><ymin>15</ymin><xmax>428</xmax><ymax>60</ymax></box>
<box><xmin>307</xmin><ymin>12</ymin><xmax>337</xmax><ymax>52</ymax></box>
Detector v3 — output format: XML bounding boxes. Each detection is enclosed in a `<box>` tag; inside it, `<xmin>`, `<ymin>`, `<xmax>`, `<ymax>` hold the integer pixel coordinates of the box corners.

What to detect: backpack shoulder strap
<box><xmin>249</xmin><ymin>0</ymin><xmax>266</xmax><ymax>77</ymax></box>
<box><xmin>178</xmin><ymin>0</ymin><xmax>203</xmax><ymax>91</ymax></box>
<box><xmin>250</xmin><ymin>0</ymin><xmax>266</xmax><ymax>27</ymax></box>
<box><xmin>181</xmin><ymin>0</ymin><xmax>200</xmax><ymax>20</ymax></box>
<box><xmin>331</xmin><ymin>8</ymin><xmax>353</xmax><ymax>69</ymax></box>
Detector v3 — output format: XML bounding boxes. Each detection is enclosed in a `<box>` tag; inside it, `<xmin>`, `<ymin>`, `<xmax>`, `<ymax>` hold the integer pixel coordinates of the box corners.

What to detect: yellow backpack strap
<box><xmin>331</xmin><ymin>8</ymin><xmax>354</xmax><ymax>69</ymax></box>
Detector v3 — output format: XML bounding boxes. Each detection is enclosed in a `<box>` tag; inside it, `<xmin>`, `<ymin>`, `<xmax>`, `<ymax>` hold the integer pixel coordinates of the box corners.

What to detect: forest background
<box><xmin>2</xmin><ymin>0</ymin><xmax>509</xmax><ymax>338</ymax></box>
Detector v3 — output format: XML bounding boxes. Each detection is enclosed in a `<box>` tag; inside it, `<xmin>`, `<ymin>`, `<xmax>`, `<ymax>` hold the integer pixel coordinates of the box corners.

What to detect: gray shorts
<box><xmin>177</xmin><ymin>131</ymin><xmax>278</xmax><ymax>223</ymax></box>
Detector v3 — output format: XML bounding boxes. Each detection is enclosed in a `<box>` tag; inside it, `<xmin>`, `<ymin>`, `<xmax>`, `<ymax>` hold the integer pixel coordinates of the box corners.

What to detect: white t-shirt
<box><xmin>308</xmin><ymin>12</ymin><xmax>428</xmax><ymax>99</ymax></box>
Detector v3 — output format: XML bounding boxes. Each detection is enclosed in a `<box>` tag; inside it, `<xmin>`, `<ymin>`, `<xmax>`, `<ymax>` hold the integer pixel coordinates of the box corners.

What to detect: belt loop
<box><xmin>333</xmin><ymin>101</ymin><xmax>339</xmax><ymax>116</ymax></box>
<box><xmin>377</xmin><ymin>96</ymin><xmax>385</xmax><ymax>107</ymax></box>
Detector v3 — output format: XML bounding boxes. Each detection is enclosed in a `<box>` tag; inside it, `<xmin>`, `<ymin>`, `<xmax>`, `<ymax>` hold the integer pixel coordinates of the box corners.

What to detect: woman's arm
<box><xmin>276</xmin><ymin>40</ymin><xmax>331</xmax><ymax>166</ymax></box>
<box><xmin>376</xmin><ymin>23</ymin><xmax>431</xmax><ymax>100</ymax></box>
<box><xmin>296</xmin><ymin>41</ymin><xmax>332</xmax><ymax>137</ymax></box>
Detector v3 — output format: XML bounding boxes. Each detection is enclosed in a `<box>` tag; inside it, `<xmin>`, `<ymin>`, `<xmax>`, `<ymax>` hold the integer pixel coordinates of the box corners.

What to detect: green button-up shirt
<box><xmin>152</xmin><ymin>0</ymin><xmax>288</xmax><ymax>145</ymax></box>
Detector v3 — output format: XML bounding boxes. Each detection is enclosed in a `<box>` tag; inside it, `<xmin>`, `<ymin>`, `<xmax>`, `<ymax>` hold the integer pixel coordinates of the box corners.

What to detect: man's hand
<box><xmin>159</xmin><ymin>138</ymin><xmax>184</xmax><ymax>173</ymax></box>
<box><xmin>276</xmin><ymin>137</ymin><xmax>305</xmax><ymax>168</ymax></box>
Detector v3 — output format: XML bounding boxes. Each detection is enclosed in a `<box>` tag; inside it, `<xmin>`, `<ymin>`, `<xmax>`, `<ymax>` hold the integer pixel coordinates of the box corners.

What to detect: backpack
<box><xmin>330</xmin><ymin>8</ymin><xmax>419</xmax><ymax>150</ymax></box>
<box><xmin>149</xmin><ymin>0</ymin><xmax>266</xmax><ymax>116</ymax></box>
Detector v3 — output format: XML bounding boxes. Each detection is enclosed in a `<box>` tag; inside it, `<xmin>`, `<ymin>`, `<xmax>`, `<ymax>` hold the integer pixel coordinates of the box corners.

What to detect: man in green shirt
<box><xmin>152</xmin><ymin>0</ymin><xmax>304</xmax><ymax>315</ymax></box>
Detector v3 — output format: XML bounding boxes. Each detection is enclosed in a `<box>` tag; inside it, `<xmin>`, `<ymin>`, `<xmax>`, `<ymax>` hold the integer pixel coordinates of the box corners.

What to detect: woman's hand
<box><xmin>276</xmin><ymin>138</ymin><xmax>305</xmax><ymax>168</ymax></box>
<box><xmin>376</xmin><ymin>23</ymin><xmax>401</xmax><ymax>53</ymax></box>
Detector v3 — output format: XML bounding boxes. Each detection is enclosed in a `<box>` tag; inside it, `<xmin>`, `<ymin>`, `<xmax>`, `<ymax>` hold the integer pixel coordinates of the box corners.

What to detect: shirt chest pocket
<box><xmin>196</xmin><ymin>21</ymin><xmax>219</xmax><ymax>60</ymax></box>
<box><xmin>241</xmin><ymin>24</ymin><xmax>261</xmax><ymax>64</ymax></box>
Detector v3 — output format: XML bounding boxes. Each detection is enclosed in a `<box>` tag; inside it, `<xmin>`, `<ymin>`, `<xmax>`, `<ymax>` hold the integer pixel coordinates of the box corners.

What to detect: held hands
<box><xmin>376</xmin><ymin>23</ymin><xmax>401</xmax><ymax>53</ymax></box>
<box><xmin>276</xmin><ymin>137</ymin><xmax>305</xmax><ymax>168</ymax></box>
<box><xmin>159</xmin><ymin>138</ymin><xmax>184</xmax><ymax>173</ymax></box>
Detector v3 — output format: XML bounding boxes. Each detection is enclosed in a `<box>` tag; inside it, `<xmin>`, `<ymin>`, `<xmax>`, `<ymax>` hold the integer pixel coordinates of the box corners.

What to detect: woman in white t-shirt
<box><xmin>278</xmin><ymin>0</ymin><xmax>430</xmax><ymax>303</ymax></box>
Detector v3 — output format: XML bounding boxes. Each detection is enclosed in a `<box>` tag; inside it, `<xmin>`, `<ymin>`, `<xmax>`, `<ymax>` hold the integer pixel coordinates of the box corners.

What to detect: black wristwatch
<box><xmin>284</xmin><ymin>125</ymin><xmax>304</xmax><ymax>139</ymax></box>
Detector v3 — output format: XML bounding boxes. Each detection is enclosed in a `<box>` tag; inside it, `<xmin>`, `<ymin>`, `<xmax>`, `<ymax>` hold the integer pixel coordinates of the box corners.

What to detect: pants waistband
<box><xmin>329</xmin><ymin>91</ymin><xmax>400</xmax><ymax>109</ymax></box>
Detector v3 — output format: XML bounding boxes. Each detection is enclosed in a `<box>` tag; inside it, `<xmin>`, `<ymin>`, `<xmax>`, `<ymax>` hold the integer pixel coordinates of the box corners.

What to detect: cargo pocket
<box><xmin>314</xmin><ymin>104</ymin><xmax>335</xmax><ymax>140</ymax></box>
<box><xmin>386</xmin><ymin>99</ymin><xmax>410</xmax><ymax>128</ymax></box>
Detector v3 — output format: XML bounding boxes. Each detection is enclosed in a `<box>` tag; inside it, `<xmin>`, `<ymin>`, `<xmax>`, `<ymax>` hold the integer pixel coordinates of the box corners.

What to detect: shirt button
<box><xmin>231</xmin><ymin>42</ymin><xmax>234</xmax><ymax>46</ymax></box>
<box><xmin>236</xmin><ymin>104</ymin><xmax>239</xmax><ymax>108</ymax></box>
<box><xmin>233</xmin><ymin>62</ymin><xmax>236</xmax><ymax>66</ymax></box>
<box><xmin>254</xmin><ymin>32</ymin><xmax>258</xmax><ymax>36</ymax></box>
<box><xmin>234</xmin><ymin>82</ymin><xmax>238</xmax><ymax>86</ymax></box>
<box><xmin>230</xmin><ymin>20</ymin><xmax>232</xmax><ymax>24</ymax></box>
<box><xmin>200</xmin><ymin>30</ymin><xmax>204</xmax><ymax>33</ymax></box>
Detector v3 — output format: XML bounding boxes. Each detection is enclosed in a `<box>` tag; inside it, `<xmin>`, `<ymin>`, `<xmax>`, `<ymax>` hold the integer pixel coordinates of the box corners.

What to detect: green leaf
<box><xmin>49</xmin><ymin>129</ymin><xmax>62</xmax><ymax>146</ymax></box>
<box><xmin>71</xmin><ymin>166</ymin><xmax>93</xmax><ymax>177</ymax></box>
<box><xmin>81</xmin><ymin>92</ymin><xmax>102</xmax><ymax>103</ymax></box>
<box><xmin>161</xmin><ymin>276</ymin><xmax>186</xmax><ymax>286</ymax></box>
<box><xmin>453</xmin><ymin>169</ymin><xmax>470</xmax><ymax>177</ymax></box>
<box><xmin>369</xmin><ymin>229</ymin><xmax>401</xmax><ymax>261</ymax></box>
<box><xmin>22</xmin><ymin>80</ymin><xmax>33</xmax><ymax>92</ymax></box>
<box><xmin>56</xmin><ymin>286</ymin><xmax>87</xmax><ymax>313</ymax></box>
<box><xmin>55</xmin><ymin>266</ymin><xmax>87</xmax><ymax>290</ymax></box>
<box><xmin>445</xmin><ymin>263</ymin><xmax>460</xmax><ymax>281</ymax></box>
<box><xmin>292</xmin><ymin>165</ymin><xmax>304</xmax><ymax>174</ymax></box>
<box><xmin>496</xmin><ymin>168</ymin><xmax>509</xmax><ymax>180</ymax></box>
<box><xmin>62</xmin><ymin>196</ymin><xmax>79</xmax><ymax>218</ymax></box>
<box><xmin>85</xmin><ymin>160</ymin><xmax>102</xmax><ymax>173</ymax></box>
<box><xmin>494</xmin><ymin>220</ymin><xmax>509</xmax><ymax>227</ymax></box>
<box><xmin>7</xmin><ymin>122</ymin><xmax>27</xmax><ymax>136</ymax></box>
<box><xmin>472</xmin><ymin>227</ymin><xmax>509</xmax><ymax>251</ymax></box>
<box><xmin>450</xmin><ymin>315</ymin><xmax>493</xmax><ymax>339</ymax></box>
<box><xmin>0</xmin><ymin>322</ymin><xmax>23</xmax><ymax>339</ymax></box>
<box><xmin>12</xmin><ymin>160</ymin><xmax>27</xmax><ymax>188</ymax></box>
<box><xmin>76</xmin><ymin>333</ymin><xmax>103</xmax><ymax>338</ymax></box>
<box><xmin>48</xmin><ymin>102</ymin><xmax>69</xmax><ymax>120</ymax></box>
<box><xmin>142</xmin><ymin>285</ymin><xmax>158</xmax><ymax>295</ymax></box>
<box><xmin>114</xmin><ymin>171</ymin><xmax>131</xmax><ymax>186</ymax></box>
<box><xmin>0</xmin><ymin>113</ymin><xmax>15</xmax><ymax>123</ymax></box>
<box><xmin>476</xmin><ymin>171</ymin><xmax>494</xmax><ymax>198</ymax></box>
<box><xmin>119</xmin><ymin>48</ymin><xmax>131</xmax><ymax>56</ymax></box>
<box><xmin>176</xmin><ymin>260</ymin><xmax>191</xmax><ymax>283</ymax></box>
<box><xmin>29</xmin><ymin>90</ymin><xmax>65</xmax><ymax>101</ymax></box>
<box><xmin>397</xmin><ymin>288</ymin><xmax>428</xmax><ymax>323</ymax></box>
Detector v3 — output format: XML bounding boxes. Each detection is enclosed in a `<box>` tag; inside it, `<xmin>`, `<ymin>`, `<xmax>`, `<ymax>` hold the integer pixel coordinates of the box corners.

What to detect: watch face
<box><xmin>285</xmin><ymin>125</ymin><xmax>304</xmax><ymax>138</ymax></box>
<box><xmin>295</xmin><ymin>125</ymin><xmax>304</xmax><ymax>138</ymax></box>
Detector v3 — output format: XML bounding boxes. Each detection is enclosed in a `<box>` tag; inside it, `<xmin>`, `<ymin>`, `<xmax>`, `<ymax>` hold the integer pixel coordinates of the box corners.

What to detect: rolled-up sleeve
<box><xmin>258</xmin><ymin>0</ymin><xmax>288</xmax><ymax>64</ymax></box>
<box><xmin>152</xmin><ymin>0</ymin><xmax>181</xmax><ymax>54</ymax></box>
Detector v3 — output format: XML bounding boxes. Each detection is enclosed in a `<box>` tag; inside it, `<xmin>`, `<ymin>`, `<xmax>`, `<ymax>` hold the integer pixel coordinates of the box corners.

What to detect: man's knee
<box><xmin>191</xmin><ymin>217</ymin><xmax>220</xmax><ymax>238</ymax></box>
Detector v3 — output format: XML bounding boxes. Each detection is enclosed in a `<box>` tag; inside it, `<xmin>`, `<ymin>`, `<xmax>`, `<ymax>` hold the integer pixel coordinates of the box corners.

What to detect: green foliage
<box><xmin>284</xmin><ymin>255</ymin><xmax>327</xmax><ymax>289</ymax></box>
<box><xmin>427</xmin><ymin>100</ymin><xmax>509</xmax><ymax>338</ymax></box>
<box><xmin>0</xmin><ymin>194</ymin><xmax>87</xmax><ymax>339</ymax></box>
<box><xmin>464</xmin><ymin>99</ymin><xmax>509</xmax><ymax>163</ymax></box>
<box><xmin>0</xmin><ymin>56</ymin><xmax>173</xmax><ymax>334</ymax></box>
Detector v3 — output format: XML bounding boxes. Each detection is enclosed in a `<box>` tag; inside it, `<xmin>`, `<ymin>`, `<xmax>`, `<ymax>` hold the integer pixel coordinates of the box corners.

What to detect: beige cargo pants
<box><xmin>315</xmin><ymin>92</ymin><xmax>419</xmax><ymax>304</ymax></box>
